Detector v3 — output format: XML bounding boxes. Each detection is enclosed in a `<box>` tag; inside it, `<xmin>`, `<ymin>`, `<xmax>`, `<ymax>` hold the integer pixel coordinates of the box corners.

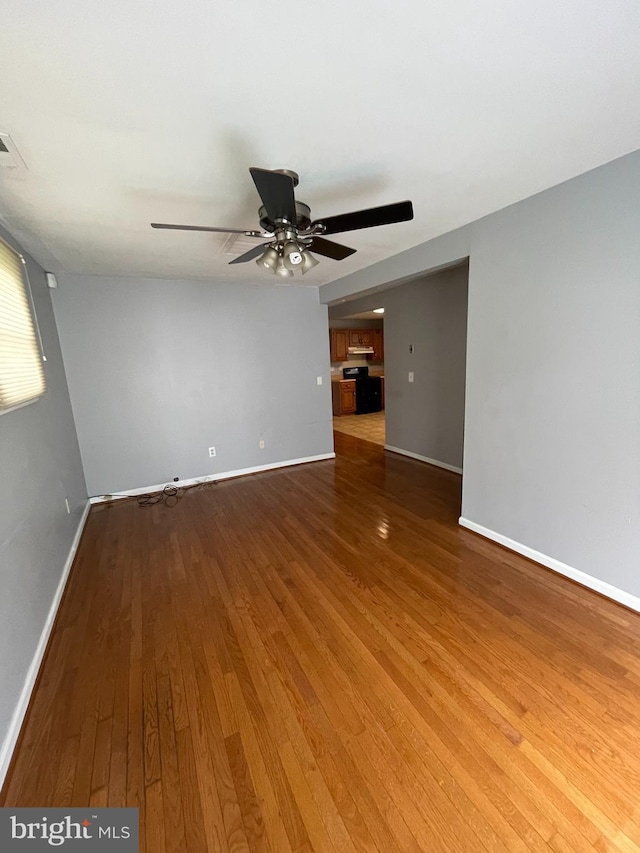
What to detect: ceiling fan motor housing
<box><xmin>259</xmin><ymin>201</ymin><xmax>311</xmax><ymax>234</ymax></box>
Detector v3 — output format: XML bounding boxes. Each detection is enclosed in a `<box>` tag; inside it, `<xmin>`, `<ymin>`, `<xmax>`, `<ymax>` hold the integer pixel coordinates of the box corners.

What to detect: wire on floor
<box><xmin>95</xmin><ymin>479</ymin><xmax>219</xmax><ymax>509</ymax></box>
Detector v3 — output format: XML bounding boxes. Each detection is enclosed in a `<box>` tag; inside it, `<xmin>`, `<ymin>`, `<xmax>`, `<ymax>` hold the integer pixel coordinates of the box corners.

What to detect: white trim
<box><xmin>458</xmin><ymin>517</ymin><xmax>640</xmax><ymax>614</ymax></box>
<box><xmin>384</xmin><ymin>444</ymin><xmax>463</xmax><ymax>475</ymax></box>
<box><xmin>89</xmin><ymin>453</ymin><xmax>337</xmax><ymax>504</ymax></box>
<box><xmin>0</xmin><ymin>500</ymin><xmax>91</xmax><ymax>790</ymax></box>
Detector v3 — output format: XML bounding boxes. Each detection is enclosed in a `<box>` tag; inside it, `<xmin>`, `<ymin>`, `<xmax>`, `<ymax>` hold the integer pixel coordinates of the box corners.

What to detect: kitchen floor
<box><xmin>332</xmin><ymin>410</ymin><xmax>385</xmax><ymax>446</ymax></box>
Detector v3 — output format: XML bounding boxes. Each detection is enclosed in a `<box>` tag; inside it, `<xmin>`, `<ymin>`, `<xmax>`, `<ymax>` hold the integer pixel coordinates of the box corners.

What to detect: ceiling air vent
<box><xmin>221</xmin><ymin>233</ymin><xmax>265</xmax><ymax>257</ymax></box>
<box><xmin>0</xmin><ymin>133</ymin><xmax>27</xmax><ymax>171</ymax></box>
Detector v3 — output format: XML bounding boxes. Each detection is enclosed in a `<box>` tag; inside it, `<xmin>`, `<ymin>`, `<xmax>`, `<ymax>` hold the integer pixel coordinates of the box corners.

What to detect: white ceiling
<box><xmin>1</xmin><ymin>0</ymin><xmax>640</xmax><ymax>287</ymax></box>
<box><xmin>345</xmin><ymin>311</ymin><xmax>384</xmax><ymax>320</ymax></box>
<box><xmin>339</xmin><ymin>310</ymin><xmax>385</xmax><ymax>321</ymax></box>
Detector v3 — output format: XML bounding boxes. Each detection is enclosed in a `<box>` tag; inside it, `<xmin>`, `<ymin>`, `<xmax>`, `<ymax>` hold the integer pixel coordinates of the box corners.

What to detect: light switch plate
<box><xmin>408</xmin><ymin>372</ymin><xmax>414</xmax><ymax>383</ymax></box>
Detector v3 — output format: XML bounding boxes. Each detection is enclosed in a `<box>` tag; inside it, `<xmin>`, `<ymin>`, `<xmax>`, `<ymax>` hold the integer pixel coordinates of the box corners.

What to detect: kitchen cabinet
<box><xmin>372</xmin><ymin>328</ymin><xmax>384</xmax><ymax>362</ymax></box>
<box><xmin>341</xmin><ymin>382</ymin><xmax>356</xmax><ymax>414</ymax></box>
<box><xmin>330</xmin><ymin>327</ymin><xmax>384</xmax><ymax>363</ymax></box>
<box><xmin>348</xmin><ymin>329</ymin><xmax>374</xmax><ymax>347</ymax></box>
<box><xmin>332</xmin><ymin>380</ymin><xmax>356</xmax><ymax>415</ymax></box>
<box><xmin>330</xmin><ymin>329</ymin><xmax>349</xmax><ymax>362</ymax></box>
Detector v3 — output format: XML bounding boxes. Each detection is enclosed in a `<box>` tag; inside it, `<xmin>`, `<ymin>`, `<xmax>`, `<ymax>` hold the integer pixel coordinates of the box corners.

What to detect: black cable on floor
<box><xmin>96</xmin><ymin>478</ymin><xmax>220</xmax><ymax>510</ymax></box>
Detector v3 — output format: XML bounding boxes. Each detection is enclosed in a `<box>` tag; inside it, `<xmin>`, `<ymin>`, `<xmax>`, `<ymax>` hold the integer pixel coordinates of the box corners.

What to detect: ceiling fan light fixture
<box><xmin>275</xmin><ymin>256</ymin><xmax>294</xmax><ymax>277</ymax></box>
<box><xmin>282</xmin><ymin>240</ymin><xmax>304</xmax><ymax>270</ymax></box>
<box><xmin>255</xmin><ymin>245</ymin><xmax>279</xmax><ymax>272</ymax></box>
<box><xmin>301</xmin><ymin>250</ymin><xmax>319</xmax><ymax>274</ymax></box>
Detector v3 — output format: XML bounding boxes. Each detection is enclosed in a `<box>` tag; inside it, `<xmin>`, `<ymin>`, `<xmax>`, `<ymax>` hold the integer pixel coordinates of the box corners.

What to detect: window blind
<box><xmin>0</xmin><ymin>238</ymin><xmax>46</xmax><ymax>411</ymax></box>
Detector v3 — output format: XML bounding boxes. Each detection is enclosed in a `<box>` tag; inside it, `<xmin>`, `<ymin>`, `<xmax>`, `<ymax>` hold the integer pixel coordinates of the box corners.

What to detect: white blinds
<box><xmin>0</xmin><ymin>238</ymin><xmax>46</xmax><ymax>411</ymax></box>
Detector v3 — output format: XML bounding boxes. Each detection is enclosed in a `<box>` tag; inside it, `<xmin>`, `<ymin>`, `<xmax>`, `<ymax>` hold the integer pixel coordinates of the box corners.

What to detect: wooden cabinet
<box><xmin>330</xmin><ymin>327</ymin><xmax>384</xmax><ymax>363</ymax></box>
<box><xmin>348</xmin><ymin>329</ymin><xmax>374</xmax><ymax>347</ymax></box>
<box><xmin>332</xmin><ymin>380</ymin><xmax>356</xmax><ymax>415</ymax></box>
<box><xmin>330</xmin><ymin>329</ymin><xmax>349</xmax><ymax>362</ymax></box>
<box><xmin>331</xmin><ymin>377</ymin><xmax>384</xmax><ymax>414</ymax></box>
<box><xmin>340</xmin><ymin>381</ymin><xmax>356</xmax><ymax>414</ymax></box>
<box><xmin>372</xmin><ymin>328</ymin><xmax>384</xmax><ymax>362</ymax></box>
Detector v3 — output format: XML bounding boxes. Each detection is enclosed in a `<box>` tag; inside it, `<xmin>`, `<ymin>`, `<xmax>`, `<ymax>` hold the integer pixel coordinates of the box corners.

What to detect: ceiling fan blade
<box><xmin>228</xmin><ymin>243</ymin><xmax>270</xmax><ymax>265</ymax></box>
<box><xmin>151</xmin><ymin>223</ymin><xmax>266</xmax><ymax>236</ymax></box>
<box><xmin>312</xmin><ymin>200</ymin><xmax>413</xmax><ymax>236</ymax></box>
<box><xmin>249</xmin><ymin>168</ymin><xmax>296</xmax><ymax>225</ymax></box>
<box><xmin>307</xmin><ymin>236</ymin><xmax>356</xmax><ymax>261</ymax></box>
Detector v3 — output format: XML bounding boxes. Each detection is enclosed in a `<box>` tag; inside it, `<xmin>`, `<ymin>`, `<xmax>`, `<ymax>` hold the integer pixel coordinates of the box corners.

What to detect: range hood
<box><xmin>348</xmin><ymin>345</ymin><xmax>374</xmax><ymax>354</ymax></box>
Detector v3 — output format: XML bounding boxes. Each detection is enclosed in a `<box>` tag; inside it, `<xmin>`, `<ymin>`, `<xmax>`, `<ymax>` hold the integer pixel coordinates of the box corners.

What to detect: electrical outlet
<box><xmin>64</xmin><ymin>497</ymin><xmax>70</xmax><ymax>514</ymax></box>
<box><xmin>208</xmin><ymin>446</ymin><xmax>216</xmax><ymax>457</ymax></box>
<box><xmin>259</xmin><ymin>439</ymin><xmax>265</xmax><ymax>449</ymax></box>
<box><xmin>408</xmin><ymin>372</ymin><xmax>414</xmax><ymax>383</ymax></box>
<box><xmin>317</xmin><ymin>376</ymin><xmax>323</xmax><ymax>385</ymax></box>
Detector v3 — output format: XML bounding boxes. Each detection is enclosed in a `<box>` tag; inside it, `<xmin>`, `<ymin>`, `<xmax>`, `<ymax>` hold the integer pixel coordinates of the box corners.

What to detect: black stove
<box><xmin>342</xmin><ymin>366</ymin><xmax>382</xmax><ymax>415</ymax></box>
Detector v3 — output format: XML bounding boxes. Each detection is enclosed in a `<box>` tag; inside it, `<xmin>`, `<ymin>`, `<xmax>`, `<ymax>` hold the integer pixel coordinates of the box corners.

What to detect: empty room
<box><xmin>1</xmin><ymin>2</ymin><xmax>640</xmax><ymax>852</ymax></box>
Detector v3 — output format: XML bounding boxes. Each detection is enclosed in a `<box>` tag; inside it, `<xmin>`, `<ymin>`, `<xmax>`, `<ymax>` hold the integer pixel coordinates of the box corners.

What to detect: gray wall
<box><xmin>321</xmin><ymin>225</ymin><xmax>472</xmax><ymax>305</ymax></box>
<box><xmin>320</xmin><ymin>149</ymin><xmax>640</xmax><ymax>599</ymax></box>
<box><xmin>0</xmin><ymin>224</ymin><xmax>87</xmax><ymax>774</ymax></box>
<box><xmin>52</xmin><ymin>276</ymin><xmax>334</xmax><ymax>496</ymax></box>
<box><xmin>383</xmin><ymin>266</ymin><xmax>468</xmax><ymax>469</ymax></box>
<box><xmin>462</xmin><ymin>156</ymin><xmax>640</xmax><ymax>595</ymax></box>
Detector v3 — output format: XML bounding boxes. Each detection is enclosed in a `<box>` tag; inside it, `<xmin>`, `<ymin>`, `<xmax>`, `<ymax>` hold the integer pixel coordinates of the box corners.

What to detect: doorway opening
<box><xmin>327</xmin><ymin>261</ymin><xmax>469</xmax><ymax>518</ymax></box>
<box><xmin>328</xmin><ymin>309</ymin><xmax>385</xmax><ymax>447</ymax></box>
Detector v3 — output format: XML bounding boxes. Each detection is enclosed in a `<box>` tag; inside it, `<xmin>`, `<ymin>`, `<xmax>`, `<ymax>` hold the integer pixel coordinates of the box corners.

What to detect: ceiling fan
<box><xmin>151</xmin><ymin>168</ymin><xmax>414</xmax><ymax>277</ymax></box>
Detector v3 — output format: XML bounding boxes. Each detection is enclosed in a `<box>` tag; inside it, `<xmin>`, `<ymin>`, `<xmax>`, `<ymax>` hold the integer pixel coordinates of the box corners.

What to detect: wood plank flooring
<box><xmin>4</xmin><ymin>431</ymin><xmax>640</xmax><ymax>852</ymax></box>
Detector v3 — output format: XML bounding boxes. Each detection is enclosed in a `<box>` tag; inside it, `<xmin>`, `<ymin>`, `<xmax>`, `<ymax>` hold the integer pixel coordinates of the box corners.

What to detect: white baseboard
<box><xmin>384</xmin><ymin>444</ymin><xmax>463</xmax><ymax>475</ymax></box>
<box><xmin>89</xmin><ymin>452</ymin><xmax>336</xmax><ymax>504</ymax></box>
<box><xmin>0</xmin><ymin>500</ymin><xmax>91</xmax><ymax>790</ymax></box>
<box><xmin>458</xmin><ymin>517</ymin><xmax>640</xmax><ymax>614</ymax></box>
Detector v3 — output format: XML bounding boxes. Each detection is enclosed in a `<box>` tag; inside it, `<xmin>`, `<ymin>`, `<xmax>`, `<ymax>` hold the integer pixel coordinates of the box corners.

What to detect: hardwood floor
<box><xmin>4</xmin><ymin>432</ymin><xmax>640</xmax><ymax>852</ymax></box>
